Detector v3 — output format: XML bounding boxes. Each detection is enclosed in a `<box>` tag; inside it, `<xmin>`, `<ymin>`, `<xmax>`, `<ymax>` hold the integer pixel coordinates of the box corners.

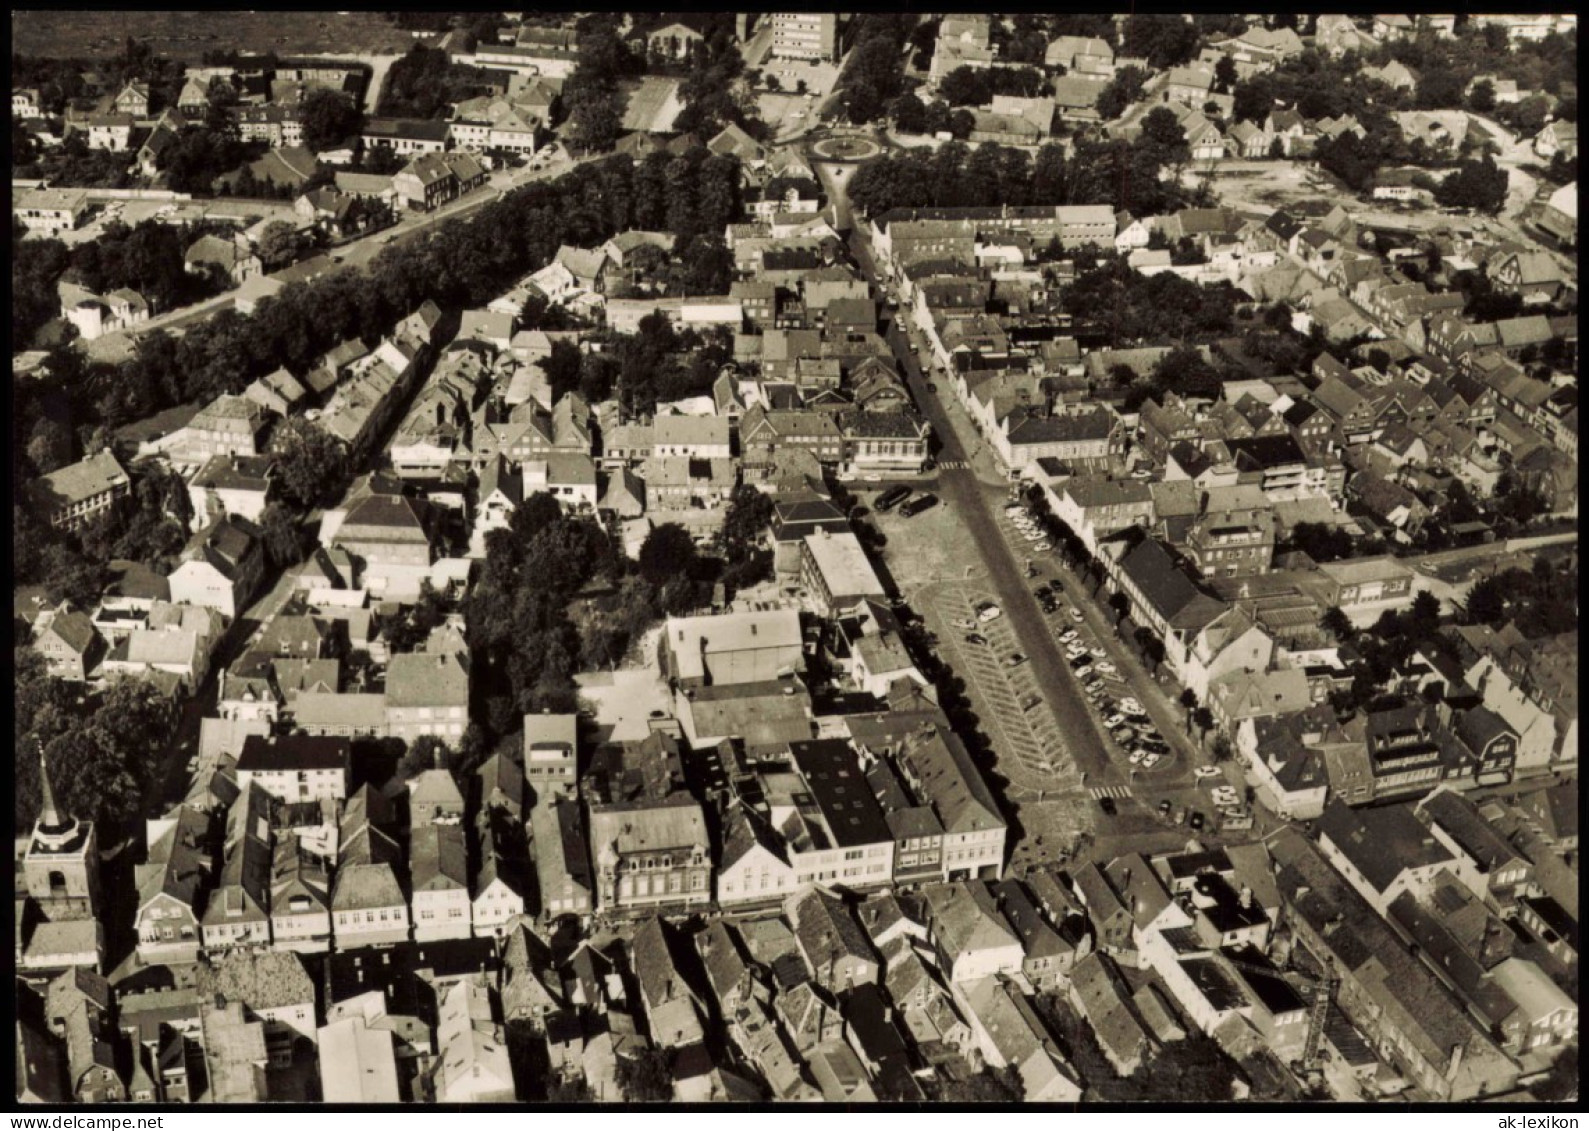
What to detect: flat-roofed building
<box><xmin>661</xmin><ymin>608</ymin><xmax>804</xmax><ymax>689</ymax></box>
<box><xmin>801</xmin><ymin>529</ymin><xmax>886</xmax><ymax>617</ymax></box>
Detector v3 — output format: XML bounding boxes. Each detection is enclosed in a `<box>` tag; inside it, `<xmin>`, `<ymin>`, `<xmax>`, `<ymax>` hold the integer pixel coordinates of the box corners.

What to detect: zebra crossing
<box><xmin>1089</xmin><ymin>785</ymin><xmax>1133</xmax><ymax>800</ymax></box>
<box><xmin>936</xmin><ymin>459</ymin><xmax>970</xmax><ymax>470</ymax></box>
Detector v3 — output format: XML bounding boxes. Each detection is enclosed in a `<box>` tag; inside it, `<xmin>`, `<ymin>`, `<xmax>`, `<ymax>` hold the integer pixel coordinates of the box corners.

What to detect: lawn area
<box><xmin>13</xmin><ymin>9</ymin><xmax>422</xmax><ymax>60</ymax></box>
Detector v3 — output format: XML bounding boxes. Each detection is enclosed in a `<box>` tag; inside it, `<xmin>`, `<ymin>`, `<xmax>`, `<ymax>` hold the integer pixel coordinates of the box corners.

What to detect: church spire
<box><xmin>38</xmin><ymin>742</ymin><xmax>62</xmax><ymax>830</ymax></box>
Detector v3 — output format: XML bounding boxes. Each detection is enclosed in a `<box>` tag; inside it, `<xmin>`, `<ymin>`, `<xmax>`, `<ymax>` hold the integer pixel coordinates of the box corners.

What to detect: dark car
<box><xmin>1189</xmin><ymin>811</ymin><xmax>1205</xmax><ymax>832</ymax></box>
<box><xmin>1098</xmin><ymin>796</ymin><xmax>1117</xmax><ymax>816</ymax></box>
<box><xmin>1069</xmin><ymin>655</ymin><xmax>1093</xmax><ymax>670</ymax></box>
<box><xmin>925</xmin><ymin>382</ymin><xmax>938</xmax><ymax>393</ymax></box>
<box><xmin>875</xmin><ymin>485</ymin><xmax>912</xmax><ymax>512</ymax></box>
<box><xmin>1003</xmin><ymin>652</ymin><xmax>1027</xmax><ymax>668</ymax></box>
<box><xmin>899</xmin><ymin>493</ymin><xmax>939</xmax><ymax>517</ymax></box>
<box><xmin>964</xmin><ymin>632</ymin><xmax>989</xmax><ymax>646</ymax></box>
<box><xmin>1034</xmin><ymin>583</ymin><xmax>1053</xmax><ymax>599</ymax></box>
<box><xmin>1158</xmin><ymin>799</ymin><xmax>1173</xmax><ymax>819</ymax></box>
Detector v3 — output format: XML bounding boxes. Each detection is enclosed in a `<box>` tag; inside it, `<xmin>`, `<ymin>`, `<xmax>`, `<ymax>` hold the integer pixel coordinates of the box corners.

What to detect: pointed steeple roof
<box><xmin>39</xmin><ymin>744</ymin><xmax>62</xmax><ymax>829</ymax></box>
<box><xmin>33</xmin><ymin>744</ymin><xmax>82</xmax><ymax>849</ymax></box>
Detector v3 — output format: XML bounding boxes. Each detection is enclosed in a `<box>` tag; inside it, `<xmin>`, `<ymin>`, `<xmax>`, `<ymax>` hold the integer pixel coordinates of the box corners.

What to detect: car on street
<box><xmin>1194</xmin><ymin>766</ymin><xmax>1223</xmax><ymax>781</ymax></box>
<box><xmin>1189</xmin><ymin>811</ymin><xmax>1205</xmax><ymax>832</ymax></box>
<box><xmin>1174</xmin><ymin>807</ymin><xmax>1188</xmax><ymax>826</ymax></box>
<box><xmin>964</xmin><ymin>632</ymin><xmax>988</xmax><ymax>646</ymax></box>
<box><xmin>1158</xmin><ymin>799</ymin><xmax>1173</xmax><ymax>819</ymax></box>
<box><xmin>186</xmin><ymin>756</ymin><xmax>199</xmax><ymax>773</ymax></box>
<box><xmin>1098</xmin><ymin>796</ymin><xmax>1117</xmax><ymax>816</ymax></box>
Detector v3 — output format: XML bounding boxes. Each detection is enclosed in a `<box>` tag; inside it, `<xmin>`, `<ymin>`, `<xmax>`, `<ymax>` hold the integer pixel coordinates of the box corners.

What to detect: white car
<box><xmin>1128</xmin><ymin>749</ymin><xmax>1148</xmax><ymax>766</ymax></box>
<box><xmin>1119</xmin><ymin>697</ymin><xmax>1143</xmax><ymax>711</ymax></box>
<box><xmin>1033</xmin><ymin>541</ymin><xmax>1052</xmax><ymax>552</ymax></box>
<box><xmin>977</xmin><ymin>605</ymin><xmax>1002</xmax><ymax>623</ymax></box>
<box><xmin>1059</xmin><ymin>630</ymin><xmax>1080</xmax><ymax>644</ymax></box>
<box><xmin>1104</xmin><ymin>713</ymin><xmax>1126</xmax><ymax>728</ymax></box>
<box><xmin>1194</xmin><ymin>766</ymin><xmax>1223</xmax><ymax>781</ymax></box>
<box><xmin>1212</xmin><ymin>787</ymin><xmax>1240</xmax><ymax>808</ymax></box>
<box><xmin>1140</xmin><ymin>752</ymin><xmax>1162</xmax><ymax>770</ymax></box>
<box><xmin>1095</xmin><ymin>663</ymin><xmax>1118</xmax><ymax>676</ymax></box>
<box><xmin>1069</xmin><ymin>609</ymin><xmax>1085</xmax><ymax>623</ymax></box>
<box><xmin>1090</xmin><ymin>647</ymin><xmax>1109</xmax><ymax>658</ymax></box>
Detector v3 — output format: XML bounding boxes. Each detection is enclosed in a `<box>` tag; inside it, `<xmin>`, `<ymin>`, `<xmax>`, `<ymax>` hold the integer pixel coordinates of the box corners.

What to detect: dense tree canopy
<box><xmin>378</xmin><ymin>43</ymin><xmax>497</xmax><ymax>119</ymax></box>
<box><xmin>300</xmin><ymin>88</ymin><xmax>365</xmax><ymax>151</ymax></box>
<box><xmin>1434</xmin><ymin>156</ymin><xmax>1510</xmax><ymax>213</ymax></box>
<box><xmin>834</xmin><ymin>14</ymin><xmax>915</xmax><ymax>124</ymax></box>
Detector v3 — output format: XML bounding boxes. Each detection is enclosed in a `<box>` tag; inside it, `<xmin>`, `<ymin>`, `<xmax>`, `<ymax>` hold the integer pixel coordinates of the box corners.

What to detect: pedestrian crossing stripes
<box><xmin>936</xmin><ymin>460</ymin><xmax>969</xmax><ymax>470</ymax></box>
<box><xmin>1090</xmin><ymin>786</ymin><xmax>1132</xmax><ymax>800</ymax></box>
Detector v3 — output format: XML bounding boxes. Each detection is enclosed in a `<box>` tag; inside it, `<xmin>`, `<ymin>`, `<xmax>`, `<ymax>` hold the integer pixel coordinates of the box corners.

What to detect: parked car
<box><xmin>876</xmin><ymin>485</ymin><xmax>912</xmax><ymax>512</ymax></box>
<box><xmin>1140</xmin><ymin>751</ymin><xmax>1162</xmax><ymax>770</ymax></box>
<box><xmin>1003</xmin><ymin>652</ymin><xmax>1027</xmax><ymax>668</ymax></box>
<box><xmin>1020</xmin><ymin>693</ymin><xmax>1043</xmax><ymax>712</ymax></box>
<box><xmin>964</xmin><ymin>633</ymin><xmax>988</xmax><ymax>646</ymax></box>
<box><xmin>1194</xmin><ymin>766</ymin><xmax>1223</xmax><ymax>781</ymax></box>
<box><xmin>1174</xmin><ymin>807</ymin><xmax>1188</xmax><ymax>826</ymax></box>
<box><xmin>1189</xmin><ymin>811</ymin><xmax>1205</xmax><ymax>832</ymax></box>
<box><xmin>1158</xmin><ymin>799</ymin><xmax>1173</xmax><ymax>819</ymax></box>
<box><xmin>1069</xmin><ymin>656</ymin><xmax>1093</xmax><ymax>671</ymax></box>
<box><xmin>1098</xmin><ymin>796</ymin><xmax>1117</xmax><ymax>816</ymax></box>
<box><xmin>975</xmin><ymin>602</ymin><xmax>1002</xmax><ymax>623</ymax></box>
<box><xmin>1059</xmin><ymin>630</ymin><xmax>1079</xmax><ymax>644</ymax></box>
<box><xmin>1069</xmin><ymin>609</ymin><xmax>1085</xmax><ymax>623</ymax></box>
<box><xmin>1104</xmin><ymin>713</ymin><xmax>1127</xmax><ymax>728</ymax></box>
<box><xmin>900</xmin><ymin>493</ymin><xmax>938</xmax><ymax>517</ymax></box>
<box><xmin>1129</xmin><ymin>749</ymin><xmax>1148</xmax><ymax>766</ymax></box>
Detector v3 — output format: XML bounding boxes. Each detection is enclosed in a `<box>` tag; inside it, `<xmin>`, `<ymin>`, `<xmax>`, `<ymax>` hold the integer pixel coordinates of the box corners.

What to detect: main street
<box><xmin>820</xmin><ymin>176</ymin><xmax>1133</xmax><ymax>800</ymax></box>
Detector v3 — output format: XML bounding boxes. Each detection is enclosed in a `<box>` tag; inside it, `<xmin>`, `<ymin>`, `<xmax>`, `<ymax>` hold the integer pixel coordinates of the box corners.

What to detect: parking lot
<box><xmin>989</xmin><ymin>498</ymin><xmax>1272</xmax><ymax>843</ymax></box>
<box><xmin>921</xmin><ymin>582</ymin><xmax>1080</xmax><ymax>795</ymax></box>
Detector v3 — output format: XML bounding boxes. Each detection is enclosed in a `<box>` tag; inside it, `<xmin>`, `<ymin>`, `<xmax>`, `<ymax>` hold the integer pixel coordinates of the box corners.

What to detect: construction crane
<box><xmin>1219</xmin><ymin>950</ymin><xmax>1338</xmax><ymax>1073</ymax></box>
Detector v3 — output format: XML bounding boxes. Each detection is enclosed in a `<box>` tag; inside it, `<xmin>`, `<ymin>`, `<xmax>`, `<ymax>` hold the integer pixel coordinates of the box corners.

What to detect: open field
<box><xmin>12</xmin><ymin>9</ymin><xmax>424</xmax><ymax>60</ymax></box>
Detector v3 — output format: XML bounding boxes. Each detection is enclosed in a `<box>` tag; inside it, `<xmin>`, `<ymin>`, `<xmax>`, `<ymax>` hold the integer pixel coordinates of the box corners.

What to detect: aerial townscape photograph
<box><xmin>8</xmin><ymin>8</ymin><xmax>1580</xmax><ymax>1110</ymax></box>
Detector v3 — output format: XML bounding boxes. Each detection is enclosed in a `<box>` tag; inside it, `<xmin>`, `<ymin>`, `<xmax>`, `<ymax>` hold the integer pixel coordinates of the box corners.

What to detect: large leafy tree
<box><xmin>300</xmin><ymin>89</ymin><xmax>363</xmax><ymax>152</ymax></box>
<box><xmin>270</xmin><ymin>417</ymin><xmax>350</xmax><ymax>509</ymax></box>
<box><xmin>638</xmin><ymin>523</ymin><xmax>698</xmax><ymax>588</ymax></box>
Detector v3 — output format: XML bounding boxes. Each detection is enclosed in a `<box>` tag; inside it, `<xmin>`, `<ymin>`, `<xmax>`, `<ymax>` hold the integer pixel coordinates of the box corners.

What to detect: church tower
<box><xmin>23</xmin><ymin>747</ymin><xmax>101</xmax><ymax>921</ymax></box>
